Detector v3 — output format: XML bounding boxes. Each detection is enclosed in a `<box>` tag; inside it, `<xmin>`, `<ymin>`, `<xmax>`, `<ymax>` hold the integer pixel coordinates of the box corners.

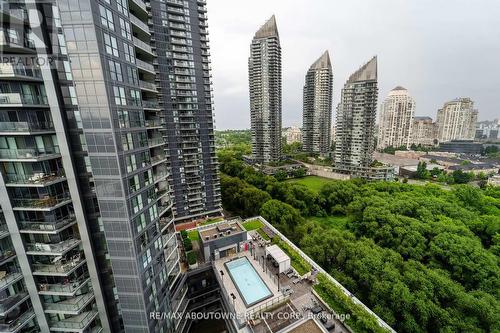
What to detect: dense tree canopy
<box><xmin>218</xmin><ymin>148</ymin><xmax>500</xmax><ymax>333</ymax></box>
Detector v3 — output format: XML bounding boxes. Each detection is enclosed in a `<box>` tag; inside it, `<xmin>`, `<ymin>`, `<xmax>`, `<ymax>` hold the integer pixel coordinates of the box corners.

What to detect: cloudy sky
<box><xmin>206</xmin><ymin>0</ymin><xmax>500</xmax><ymax>130</ymax></box>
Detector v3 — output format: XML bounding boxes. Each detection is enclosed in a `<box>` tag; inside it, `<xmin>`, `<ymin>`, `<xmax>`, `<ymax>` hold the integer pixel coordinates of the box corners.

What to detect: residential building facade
<box><xmin>0</xmin><ymin>0</ymin><xmax>219</xmax><ymax>332</ymax></box>
<box><xmin>334</xmin><ymin>56</ymin><xmax>378</xmax><ymax>170</ymax></box>
<box><xmin>248</xmin><ymin>15</ymin><xmax>282</xmax><ymax>164</ymax></box>
<box><xmin>436</xmin><ymin>97</ymin><xmax>478</xmax><ymax>143</ymax></box>
<box><xmin>475</xmin><ymin>119</ymin><xmax>500</xmax><ymax>140</ymax></box>
<box><xmin>411</xmin><ymin>116</ymin><xmax>437</xmax><ymax>146</ymax></box>
<box><xmin>377</xmin><ymin>86</ymin><xmax>415</xmax><ymax>149</ymax></box>
<box><xmin>302</xmin><ymin>51</ymin><xmax>333</xmax><ymax>156</ymax></box>
<box><xmin>283</xmin><ymin>126</ymin><xmax>302</xmax><ymax>145</ymax></box>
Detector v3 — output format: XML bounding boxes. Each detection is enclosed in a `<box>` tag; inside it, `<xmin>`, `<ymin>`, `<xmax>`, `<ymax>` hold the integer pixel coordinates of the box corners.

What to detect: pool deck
<box><xmin>214</xmin><ymin>250</ymin><xmax>284</xmax><ymax>317</ymax></box>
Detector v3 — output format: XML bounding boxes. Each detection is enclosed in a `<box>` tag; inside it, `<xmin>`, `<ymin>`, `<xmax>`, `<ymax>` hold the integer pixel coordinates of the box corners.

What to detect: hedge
<box><xmin>313</xmin><ymin>273</ymin><xmax>390</xmax><ymax>333</ymax></box>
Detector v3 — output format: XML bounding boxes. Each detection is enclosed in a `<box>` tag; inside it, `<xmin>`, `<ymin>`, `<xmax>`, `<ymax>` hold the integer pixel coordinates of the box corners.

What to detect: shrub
<box><xmin>180</xmin><ymin>230</ymin><xmax>188</xmax><ymax>239</ymax></box>
<box><xmin>314</xmin><ymin>273</ymin><xmax>390</xmax><ymax>333</ymax></box>
<box><xmin>183</xmin><ymin>238</ymin><xmax>193</xmax><ymax>251</ymax></box>
<box><xmin>186</xmin><ymin>251</ymin><xmax>197</xmax><ymax>265</ymax></box>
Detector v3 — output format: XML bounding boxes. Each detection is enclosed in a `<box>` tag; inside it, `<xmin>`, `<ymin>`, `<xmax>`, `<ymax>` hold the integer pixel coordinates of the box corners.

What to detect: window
<box><xmin>103</xmin><ymin>33</ymin><xmax>119</xmax><ymax>57</ymax></box>
<box><xmin>119</xmin><ymin>18</ymin><xmax>132</xmax><ymax>40</ymax></box>
<box><xmin>130</xmin><ymin>89</ymin><xmax>141</xmax><ymax>106</ymax></box>
<box><xmin>99</xmin><ymin>5</ymin><xmax>114</xmax><ymax>31</ymax></box>
<box><xmin>122</xmin><ymin>132</ymin><xmax>134</xmax><ymax>151</ymax></box>
<box><xmin>132</xmin><ymin>193</ymin><xmax>144</xmax><ymax>214</ymax></box>
<box><xmin>109</xmin><ymin>60</ymin><xmax>123</xmax><ymax>82</ymax></box>
<box><xmin>126</xmin><ymin>66</ymin><xmax>138</xmax><ymax>85</ymax></box>
<box><xmin>123</xmin><ymin>43</ymin><xmax>135</xmax><ymax>63</ymax></box>
<box><xmin>142</xmin><ymin>249</ymin><xmax>152</xmax><ymax>269</ymax></box>
<box><xmin>113</xmin><ymin>86</ymin><xmax>126</xmax><ymax>105</ymax></box>
<box><xmin>118</xmin><ymin>110</ymin><xmax>129</xmax><ymax>128</ymax></box>
<box><xmin>116</xmin><ymin>0</ymin><xmax>128</xmax><ymax>15</ymax></box>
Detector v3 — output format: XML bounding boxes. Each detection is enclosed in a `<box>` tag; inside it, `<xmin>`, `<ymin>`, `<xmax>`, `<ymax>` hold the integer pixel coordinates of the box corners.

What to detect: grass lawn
<box><xmin>308</xmin><ymin>215</ymin><xmax>349</xmax><ymax>231</ymax></box>
<box><xmin>241</xmin><ymin>219</ymin><xmax>264</xmax><ymax>231</ymax></box>
<box><xmin>187</xmin><ymin>230</ymin><xmax>199</xmax><ymax>241</ymax></box>
<box><xmin>285</xmin><ymin>176</ymin><xmax>338</xmax><ymax>193</ymax></box>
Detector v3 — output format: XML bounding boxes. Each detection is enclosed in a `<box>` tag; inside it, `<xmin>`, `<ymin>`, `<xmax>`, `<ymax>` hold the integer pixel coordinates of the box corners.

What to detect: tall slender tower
<box><xmin>0</xmin><ymin>0</ymin><xmax>219</xmax><ymax>332</ymax></box>
<box><xmin>154</xmin><ymin>0</ymin><xmax>222</xmax><ymax>223</ymax></box>
<box><xmin>436</xmin><ymin>98</ymin><xmax>478</xmax><ymax>142</ymax></box>
<box><xmin>249</xmin><ymin>15</ymin><xmax>282</xmax><ymax>164</ymax></box>
<box><xmin>334</xmin><ymin>57</ymin><xmax>378</xmax><ymax>169</ymax></box>
<box><xmin>302</xmin><ymin>51</ymin><xmax>333</xmax><ymax>156</ymax></box>
<box><xmin>377</xmin><ymin>86</ymin><xmax>415</xmax><ymax>149</ymax></box>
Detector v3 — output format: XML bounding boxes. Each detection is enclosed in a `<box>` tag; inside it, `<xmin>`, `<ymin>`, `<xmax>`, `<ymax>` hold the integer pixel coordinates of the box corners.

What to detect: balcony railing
<box><xmin>0</xmin><ymin>93</ymin><xmax>47</xmax><ymax>106</ymax></box>
<box><xmin>130</xmin><ymin>14</ymin><xmax>150</xmax><ymax>34</ymax></box>
<box><xmin>133</xmin><ymin>36</ymin><xmax>154</xmax><ymax>54</ymax></box>
<box><xmin>0</xmin><ymin>121</ymin><xmax>53</xmax><ymax>133</ymax></box>
<box><xmin>49</xmin><ymin>310</ymin><xmax>98</xmax><ymax>330</ymax></box>
<box><xmin>44</xmin><ymin>292</ymin><xmax>94</xmax><ymax>312</ymax></box>
<box><xmin>139</xmin><ymin>80</ymin><xmax>157</xmax><ymax>92</ymax></box>
<box><xmin>32</xmin><ymin>256</ymin><xmax>85</xmax><ymax>275</ymax></box>
<box><xmin>0</xmin><ymin>146</ymin><xmax>60</xmax><ymax>160</ymax></box>
<box><xmin>4</xmin><ymin>170</ymin><xmax>65</xmax><ymax>185</ymax></box>
<box><xmin>136</xmin><ymin>58</ymin><xmax>155</xmax><ymax>73</ymax></box>
<box><xmin>0</xmin><ymin>293</ymin><xmax>28</xmax><ymax>314</ymax></box>
<box><xmin>0</xmin><ymin>309</ymin><xmax>35</xmax><ymax>332</ymax></box>
<box><xmin>12</xmin><ymin>192</ymin><xmax>71</xmax><ymax>209</ymax></box>
<box><xmin>142</xmin><ymin>100</ymin><xmax>160</xmax><ymax>109</ymax></box>
<box><xmin>0</xmin><ymin>63</ymin><xmax>42</xmax><ymax>79</ymax></box>
<box><xmin>130</xmin><ymin>0</ymin><xmax>147</xmax><ymax>12</ymax></box>
<box><xmin>0</xmin><ymin>272</ymin><xmax>22</xmax><ymax>290</ymax></box>
<box><xmin>19</xmin><ymin>215</ymin><xmax>76</xmax><ymax>233</ymax></box>
<box><xmin>0</xmin><ymin>250</ymin><xmax>15</xmax><ymax>264</ymax></box>
<box><xmin>39</xmin><ymin>275</ymin><xmax>90</xmax><ymax>295</ymax></box>
<box><xmin>26</xmin><ymin>238</ymin><xmax>80</xmax><ymax>255</ymax></box>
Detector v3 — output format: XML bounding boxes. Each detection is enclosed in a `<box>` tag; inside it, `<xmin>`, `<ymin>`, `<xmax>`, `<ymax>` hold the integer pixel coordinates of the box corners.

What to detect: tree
<box><xmin>274</xmin><ymin>169</ymin><xmax>288</xmax><ymax>181</ymax></box>
<box><xmin>416</xmin><ymin>162</ymin><xmax>430</xmax><ymax>179</ymax></box>
<box><xmin>452</xmin><ymin>169</ymin><xmax>474</xmax><ymax>184</ymax></box>
<box><xmin>292</xmin><ymin>167</ymin><xmax>307</xmax><ymax>178</ymax></box>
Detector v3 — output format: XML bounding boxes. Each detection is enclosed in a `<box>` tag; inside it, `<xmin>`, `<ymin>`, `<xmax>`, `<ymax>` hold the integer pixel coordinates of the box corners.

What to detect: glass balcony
<box><xmin>0</xmin><ymin>32</ymin><xmax>35</xmax><ymax>53</ymax></box>
<box><xmin>142</xmin><ymin>100</ymin><xmax>160</xmax><ymax>109</ymax></box>
<box><xmin>18</xmin><ymin>215</ymin><xmax>77</xmax><ymax>234</ymax></box>
<box><xmin>0</xmin><ymin>250</ymin><xmax>15</xmax><ymax>266</ymax></box>
<box><xmin>0</xmin><ymin>121</ymin><xmax>54</xmax><ymax>134</ymax></box>
<box><xmin>0</xmin><ymin>146</ymin><xmax>60</xmax><ymax>161</ymax></box>
<box><xmin>136</xmin><ymin>59</ymin><xmax>155</xmax><ymax>73</ymax></box>
<box><xmin>148</xmin><ymin>137</ymin><xmax>165</xmax><ymax>148</ymax></box>
<box><xmin>130</xmin><ymin>0</ymin><xmax>147</xmax><ymax>13</ymax></box>
<box><xmin>0</xmin><ymin>309</ymin><xmax>35</xmax><ymax>332</ymax></box>
<box><xmin>44</xmin><ymin>292</ymin><xmax>94</xmax><ymax>314</ymax></box>
<box><xmin>0</xmin><ymin>223</ymin><xmax>8</xmax><ymax>240</ymax></box>
<box><xmin>139</xmin><ymin>80</ymin><xmax>157</xmax><ymax>92</ymax></box>
<box><xmin>0</xmin><ymin>293</ymin><xmax>29</xmax><ymax>315</ymax></box>
<box><xmin>25</xmin><ymin>238</ymin><xmax>81</xmax><ymax>256</ymax></box>
<box><xmin>11</xmin><ymin>192</ymin><xmax>71</xmax><ymax>210</ymax></box>
<box><xmin>0</xmin><ymin>63</ymin><xmax>42</xmax><ymax>80</ymax></box>
<box><xmin>4</xmin><ymin>170</ymin><xmax>65</xmax><ymax>187</ymax></box>
<box><xmin>48</xmin><ymin>310</ymin><xmax>98</xmax><ymax>331</ymax></box>
<box><xmin>32</xmin><ymin>256</ymin><xmax>86</xmax><ymax>276</ymax></box>
<box><xmin>0</xmin><ymin>92</ymin><xmax>47</xmax><ymax>107</ymax></box>
<box><xmin>130</xmin><ymin>13</ymin><xmax>150</xmax><ymax>35</ymax></box>
<box><xmin>133</xmin><ymin>36</ymin><xmax>154</xmax><ymax>55</ymax></box>
<box><xmin>0</xmin><ymin>271</ymin><xmax>22</xmax><ymax>292</ymax></box>
<box><xmin>38</xmin><ymin>274</ymin><xmax>90</xmax><ymax>296</ymax></box>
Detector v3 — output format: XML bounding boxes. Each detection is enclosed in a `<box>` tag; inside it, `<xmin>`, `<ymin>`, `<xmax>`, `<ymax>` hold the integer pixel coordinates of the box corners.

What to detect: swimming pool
<box><xmin>224</xmin><ymin>257</ymin><xmax>273</xmax><ymax>307</ymax></box>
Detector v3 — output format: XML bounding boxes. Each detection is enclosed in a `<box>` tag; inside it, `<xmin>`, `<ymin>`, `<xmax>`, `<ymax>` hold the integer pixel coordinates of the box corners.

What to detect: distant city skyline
<box><xmin>207</xmin><ymin>0</ymin><xmax>500</xmax><ymax>130</ymax></box>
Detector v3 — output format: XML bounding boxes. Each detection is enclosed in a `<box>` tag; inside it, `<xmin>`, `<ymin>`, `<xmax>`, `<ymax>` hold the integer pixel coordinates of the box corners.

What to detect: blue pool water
<box><xmin>225</xmin><ymin>257</ymin><xmax>273</xmax><ymax>307</ymax></box>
